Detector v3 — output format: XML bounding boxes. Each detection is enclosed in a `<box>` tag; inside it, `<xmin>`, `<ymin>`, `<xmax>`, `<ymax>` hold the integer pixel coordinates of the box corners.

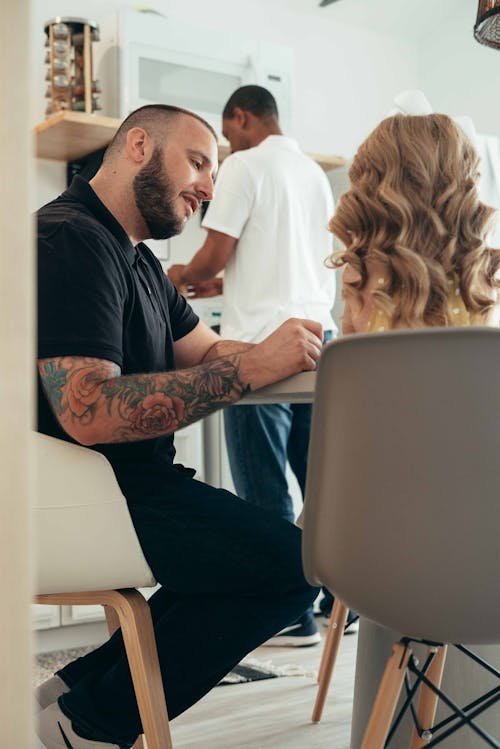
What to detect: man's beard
<box><xmin>133</xmin><ymin>146</ymin><xmax>184</xmax><ymax>240</ymax></box>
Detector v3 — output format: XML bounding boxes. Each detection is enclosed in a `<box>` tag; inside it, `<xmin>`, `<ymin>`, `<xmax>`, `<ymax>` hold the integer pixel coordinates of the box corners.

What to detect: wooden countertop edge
<box><xmin>239</xmin><ymin>371</ymin><xmax>316</xmax><ymax>404</ymax></box>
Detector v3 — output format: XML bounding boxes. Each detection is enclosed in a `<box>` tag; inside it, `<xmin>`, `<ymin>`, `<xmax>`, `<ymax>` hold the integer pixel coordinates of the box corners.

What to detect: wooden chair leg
<box><xmin>360</xmin><ymin>641</ymin><xmax>412</xmax><ymax>749</ymax></box>
<box><xmin>104</xmin><ymin>604</ymin><xmax>121</xmax><ymax>636</ymax></box>
<box><xmin>106</xmin><ymin>589</ymin><xmax>173</xmax><ymax>749</ymax></box>
<box><xmin>38</xmin><ymin>591</ymin><xmax>171</xmax><ymax>748</ymax></box>
<box><xmin>103</xmin><ymin>604</ymin><xmax>145</xmax><ymax>749</ymax></box>
<box><xmin>312</xmin><ymin>599</ymin><xmax>349</xmax><ymax>723</ymax></box>
<box><xmin>410</xmin><ymin>645</ymin><xmax>447</xmax><ymax>749</ymax></box>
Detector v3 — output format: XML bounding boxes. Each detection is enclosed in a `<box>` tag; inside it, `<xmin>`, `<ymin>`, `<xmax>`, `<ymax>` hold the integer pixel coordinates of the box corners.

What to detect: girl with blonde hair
<box><xmin>329</xmin><ymin>114</ymin><xmax>500</xmax><ymax>333</ymax></box>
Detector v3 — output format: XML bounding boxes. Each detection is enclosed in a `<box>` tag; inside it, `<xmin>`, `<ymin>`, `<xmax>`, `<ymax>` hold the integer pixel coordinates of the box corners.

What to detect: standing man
<box><xmin>35</xmin><ymin>104</ymin><xmax>322</xmax><ymax>749</ymax></box>
<box><xmin>168</xmin><ymin>86</ymin><xmax>337</xmax><ymax>646</ymax></box>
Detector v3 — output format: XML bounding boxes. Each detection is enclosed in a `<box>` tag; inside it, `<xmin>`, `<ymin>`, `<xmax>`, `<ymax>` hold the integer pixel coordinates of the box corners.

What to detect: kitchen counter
<box><xmin>239</xmin><ymin>371</ymin><xmax>316</xmax><ymax>404</ymax></box>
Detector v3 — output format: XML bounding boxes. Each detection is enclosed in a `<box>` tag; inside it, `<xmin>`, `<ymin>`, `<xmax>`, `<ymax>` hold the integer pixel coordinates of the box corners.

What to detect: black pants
<box><xmin>57</xmin><ymin>467</ymin><xmax>317</xmax><ymax>746</ymax></box>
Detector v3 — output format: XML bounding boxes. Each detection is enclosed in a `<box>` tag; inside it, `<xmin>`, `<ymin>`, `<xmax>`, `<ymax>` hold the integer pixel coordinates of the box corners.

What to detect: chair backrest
<box><xmin>302</xmin><ymin>327</ymin><xmax>500</xmax><ymax>644</ymax></box>
<box><xmin>34</xmin><ymin>433</ymin><xmax>156</xmax><ymax>593</ymax></box>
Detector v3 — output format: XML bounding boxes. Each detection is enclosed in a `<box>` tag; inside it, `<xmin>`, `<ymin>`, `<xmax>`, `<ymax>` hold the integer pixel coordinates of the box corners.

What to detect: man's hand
<box><xmin>38</xmin><ymin>320</ymin><xmax>322</xmax><ymax>447</ymax></box>
<box><xmin>186</xmin><ymin>278</ymin><xmax>224</xmax><ymax>298</ymax></box>
<box><xmin>168</xmin><ymin>230</ymin><xmax>236</xmax><ymax>292</ymax></box>
<box><xmin>239</xmin><ymin>318</ymin><xmax>323</xmax><ymax>392</ymax></box>
<box><xmin>167</xmin><ymin>264</ymin><xmax>188</xmax><ymax>292</ymax></box>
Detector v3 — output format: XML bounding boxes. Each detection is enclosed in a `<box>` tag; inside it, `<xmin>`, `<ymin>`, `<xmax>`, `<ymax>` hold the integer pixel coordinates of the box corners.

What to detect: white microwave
<box><xmin>95</xmin><ymin>9</ymin><xmax>293</xmax><ymax>137</ymax></box>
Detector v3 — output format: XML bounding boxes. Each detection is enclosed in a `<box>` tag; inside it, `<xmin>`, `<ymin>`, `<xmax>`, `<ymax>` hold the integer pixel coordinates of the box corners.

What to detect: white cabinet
<box><xmin>32</xmin><ymin>604</ymin><xmax>60</xmax><ymax>631</ymax></box>
<box><xmin>173</xmin><ymin>421</ymin><xmax>204</xmax><ymax>480</ymax></box>
<box><xmin>61</xmin><ymin>605</ymin><xmax>105</xmax><ymax>626</ymax></box>
<box><xmin>202</xmin><ymin>410</ymin><xmax>235</xmax><ymax>491</ymax></box>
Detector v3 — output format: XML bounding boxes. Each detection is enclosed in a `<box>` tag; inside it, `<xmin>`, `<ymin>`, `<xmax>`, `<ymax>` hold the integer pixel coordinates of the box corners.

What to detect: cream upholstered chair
<box><xmin>302</xmin><ymin>328</ymin><xmax>500</xmax><ymax>747</ymax></box>
<box><xmin>34</xmin><ymin>432</ymin><xmax>173</xmax><ymax>749</ymax></box>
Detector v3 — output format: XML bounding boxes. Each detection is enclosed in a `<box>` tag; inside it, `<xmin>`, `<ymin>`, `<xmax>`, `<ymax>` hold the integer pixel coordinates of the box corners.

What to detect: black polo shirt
<box><xmin>37</xmin><ymin>176</ymin><xmax>199</xmax><ymax>476</ymax></box>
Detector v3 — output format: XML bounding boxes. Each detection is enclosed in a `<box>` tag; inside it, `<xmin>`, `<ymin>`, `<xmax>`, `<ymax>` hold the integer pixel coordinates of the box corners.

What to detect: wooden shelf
<box><xmin>35</xmin><ymin>111</ymin><xmax>346</xmax><ymax>170</ymax></box>
<box><xmin>35</xmin><ymin>111</ymin><xmax>121</xmax><ymax>162</ymax></box>
<box><xmin>216</xmin><ymin>143</ymin><xmax>345</xmax><ymax>171</ymax></box>
<box><xmin>306</xmin><ymin>150</ymin><xmax>346</xmax><ymax>172</ymax></box>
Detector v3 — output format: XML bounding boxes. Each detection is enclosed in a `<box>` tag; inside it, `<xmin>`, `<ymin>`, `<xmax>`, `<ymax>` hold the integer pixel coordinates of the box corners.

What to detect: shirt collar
<box><xmin>257</xmin><ymin>135</ymin><xmax>301</xmax><ymax>153</ymax></box>
<box><xmin>65</xmin><ymin>175</ymin><xmax>137</xmax><ymax>266</ymax></box>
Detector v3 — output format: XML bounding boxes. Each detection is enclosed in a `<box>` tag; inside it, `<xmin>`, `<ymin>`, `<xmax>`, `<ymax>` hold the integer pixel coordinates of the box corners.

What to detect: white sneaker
<box><xmin>344</xmin><ymin>614</ymin><xmax>360</xmax><ymax>635</ymax></box>
<box><xmin>34</xmin><ymin>675</ymin><xmax>70</xmax><ymax>714</ymax></box>
<box><xmin>36</xmin><ymin>702</ymin><xmax>124</xmax><ymax>748</ymax></box>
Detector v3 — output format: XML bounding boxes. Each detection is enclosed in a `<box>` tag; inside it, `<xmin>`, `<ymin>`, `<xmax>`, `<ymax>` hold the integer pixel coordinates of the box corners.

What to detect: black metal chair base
<box><xmin>385</xmin><ymin>637</ymin><xmax>500</xmax><ymax>748</ymax></box>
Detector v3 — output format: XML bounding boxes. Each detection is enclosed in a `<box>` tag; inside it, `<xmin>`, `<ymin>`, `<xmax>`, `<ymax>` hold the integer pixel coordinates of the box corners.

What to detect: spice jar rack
<box><xmin>44</xmin><ymin>17</ymin><xmax>102</xmax><ymax>117</ymax></box>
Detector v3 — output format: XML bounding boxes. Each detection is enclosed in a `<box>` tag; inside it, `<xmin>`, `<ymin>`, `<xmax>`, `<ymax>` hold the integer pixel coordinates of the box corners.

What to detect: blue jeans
<box><xmin>223</xmin><ymin>331</ymin><xmax>334</xmax><ymax>525</ymax></box>
<box><xmin>224</xmin><ymin>332</ymin><xmax>334</xmax><ymax>622</ymax></box>
<box><xmin>56</xmin><ymin>468</ymin><xmax>317</xmax><ymax>746</ymax></box>
<box><xmin>224</xmin><ymin>402</ymin><xmax>311</xmax><ymax>523</ymax></box>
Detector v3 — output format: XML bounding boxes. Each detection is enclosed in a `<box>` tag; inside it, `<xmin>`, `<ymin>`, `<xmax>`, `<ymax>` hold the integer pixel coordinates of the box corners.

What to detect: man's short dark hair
<box><xmin>104</xmin><ymin>104</ymin><xmax>217</xmax><ymax>162</ymax></box>
<box><xmin>222</xmin><ymin>85</ymin><xmax>279</xmax><ymax>121</ymax></box>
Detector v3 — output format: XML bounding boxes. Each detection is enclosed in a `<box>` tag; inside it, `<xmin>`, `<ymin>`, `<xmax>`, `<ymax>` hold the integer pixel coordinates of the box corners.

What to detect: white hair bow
<box><xmin>388</xmin><ymin>89</ymin><xmax>478</xmax><ymax>149</ymax></box>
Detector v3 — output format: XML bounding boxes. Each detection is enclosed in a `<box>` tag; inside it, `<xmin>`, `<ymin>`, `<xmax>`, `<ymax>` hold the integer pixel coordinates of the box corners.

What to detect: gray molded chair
<box><xmin>302</xmin><ymin>328</ymin><xmax>500</xmax><ymax>748</ymax></box>
<box><xmin>34</xmin><ymin>433</ymin><xmax>173</xmax><ymax>749</ymax></box>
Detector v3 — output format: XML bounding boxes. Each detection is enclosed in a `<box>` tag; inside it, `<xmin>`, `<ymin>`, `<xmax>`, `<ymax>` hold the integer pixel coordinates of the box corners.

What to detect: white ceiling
<box><xmin>263</xmin><ymin>0</ymin><xmax>475</xmax><ymax>40</ymax></box>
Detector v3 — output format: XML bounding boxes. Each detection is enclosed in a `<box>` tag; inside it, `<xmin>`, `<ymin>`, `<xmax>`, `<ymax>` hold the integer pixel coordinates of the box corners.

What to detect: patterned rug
<box><xmin>34</xmin><ymin>648</ymin><xmax>308</xmax><ymax>687</ymax></box>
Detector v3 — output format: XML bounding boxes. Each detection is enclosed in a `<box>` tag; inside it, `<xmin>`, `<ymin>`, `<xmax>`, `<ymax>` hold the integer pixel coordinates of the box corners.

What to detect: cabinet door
<box><xmin>61</xmin><ymin>605</ymin><xmax>105</xmax><ymax>625</ymax></box>
<box><xmin>174</xmin><ymin>422</ymin><xmax>204</xmax><ymax>480</ymax></box>
<box><xmin>32</xmin><ymin>604</ymin><xmax>60</xmax><ymax>630</ymax></box>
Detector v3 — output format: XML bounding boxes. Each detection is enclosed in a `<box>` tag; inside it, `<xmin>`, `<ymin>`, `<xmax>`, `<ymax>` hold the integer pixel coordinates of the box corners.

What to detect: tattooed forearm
<box><xmin>201</xmin><ymin>339</ymin><xmax>254</xmax><ymax>362</ymax></box>
<box><xmin>102</xmin><ymin>357</ymin><xmax>249</xmax><ymax>441</ymax></box>
<box><xmin>38</xmin><ymin>355</ymin><xmax>250</xmax><ymax>445</ymax></box>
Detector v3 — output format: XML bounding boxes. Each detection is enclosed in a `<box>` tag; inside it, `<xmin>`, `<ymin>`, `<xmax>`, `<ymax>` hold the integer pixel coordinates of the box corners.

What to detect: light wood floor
<box><xmin>169</xmin><ymin>626</ymin><xmax>358</xmax><ymax>749</ymax></box>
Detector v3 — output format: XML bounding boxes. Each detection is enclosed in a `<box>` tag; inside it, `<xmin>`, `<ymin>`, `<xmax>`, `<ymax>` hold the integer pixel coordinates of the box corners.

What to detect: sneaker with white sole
<box><xmin>344</xmin><ymin>611</ymin><xmax>360</xmax><ymax>634</ymax></box>
<box><xmin>263</xmin><ymin>612</ymin><xmax>321</xmax><ymax>647</ymax></box>
<box><xmin>34</xmin><ymin>675</ymin><xmax>70</xmax><ymax>714</ymax></box>
<box><xmin>317</xmin><ymin>609</ymin><xmax>359</xmax><ymax>634</ymax></box>
<box><xmin>36</xmin><ymin>701</ymin><xmax>126</xmax><ymax>748</ymax></box>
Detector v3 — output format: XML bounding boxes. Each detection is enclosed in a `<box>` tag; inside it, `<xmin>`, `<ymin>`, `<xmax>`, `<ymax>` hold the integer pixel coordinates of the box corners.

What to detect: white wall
<box><xmin>32</xmin><ymin>0</ymin><xmax>419</xmax><ymax>162</ymax></box>
<box><xmin>419</xmin><ymin>0</ymin><xmax>500</xmax><ymax>137</ymax></box>
<box><xmin>33</xmin><ymin>0</ymin><xmax>500</xmax><ymax>194</ymax></box>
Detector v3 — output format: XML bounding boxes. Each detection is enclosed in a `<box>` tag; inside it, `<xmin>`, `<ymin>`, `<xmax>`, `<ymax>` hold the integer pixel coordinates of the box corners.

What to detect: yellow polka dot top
<box><xmin>367</xmin><ymin>274</ymin><xmax>484</xmax><ymax>332</ymax></box>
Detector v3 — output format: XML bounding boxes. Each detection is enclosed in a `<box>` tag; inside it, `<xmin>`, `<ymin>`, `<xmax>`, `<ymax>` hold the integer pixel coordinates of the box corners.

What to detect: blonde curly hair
<box><xmin>329</xmin><ymin>114</ymin><xmax>500</xmax><ymax>327</ymax></box>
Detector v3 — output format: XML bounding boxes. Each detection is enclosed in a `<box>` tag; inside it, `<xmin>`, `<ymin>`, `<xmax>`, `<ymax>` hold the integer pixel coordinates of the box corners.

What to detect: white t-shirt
<box><xmin>202</xmin><ymin>135</ymin><xmax>337</xmax><ymax>343</ymax></box>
